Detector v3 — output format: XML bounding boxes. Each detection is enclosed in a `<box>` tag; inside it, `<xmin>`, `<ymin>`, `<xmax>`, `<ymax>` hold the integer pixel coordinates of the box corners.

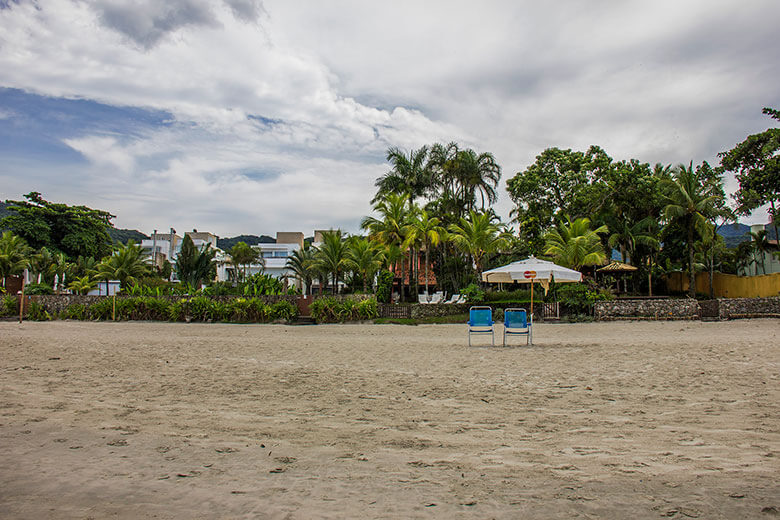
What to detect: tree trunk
<box><xmin>399</xmin><ymin>251</ymin><xmax>406</xmax><ymax>303</ymax></box>
<box><xmin>771</xmin><ymin>200</ymin><xmax>779</xmax><ymax>252</ymax></box>
<box><xmin>424</xmin><ymin>244</ymin><xmax>430</xmax><ymax>298</ymax></box>
<box><xmin>687</xmin><ymin>223</ymin><xmax>696</xmax><ymax>298</ymax></box>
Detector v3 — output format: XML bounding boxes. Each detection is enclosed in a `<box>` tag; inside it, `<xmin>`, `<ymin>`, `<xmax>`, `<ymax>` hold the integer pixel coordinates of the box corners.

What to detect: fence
<box><xmin>666</xmin><ymin>271</ymin><xmax>780</xmax><ymax>298</ymax></box>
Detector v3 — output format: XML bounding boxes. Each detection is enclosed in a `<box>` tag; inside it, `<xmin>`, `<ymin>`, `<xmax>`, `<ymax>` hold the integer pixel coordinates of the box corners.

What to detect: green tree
<box><xmin>748</xmin><ymin>229</ymin><xmax>770</xmax><ymax>275</ymax></box>
<box><xmin>428</xmin><ymin>142</ymin><xmax>501</xmax><ymax>218</ymax></box>
<box><xmin>720</xmin><ymin>107</ymin><xmax>780</xmax><ymax>243</ymax></box>
<box><xmin>661</xmin><ymin>162</ymin><xmax>725</xmax><ymax>297</ymax></box>
<box><xmin>543</xmin><ymin>216</ymin><xmax>608</xmax><ymax>270</ymax></box>
<box><xmin>314</xmin><ymin>230</ymin><xmax>350</xmax><ymax>295</ymax></box>
<box><xmin>448</xmin><ymin>211</ymin><xmax>508</xmax><ymax>276</ymax></box>
<box><xmin>93</xmin><ymin>240</ymin><xmax>151</xmax><ymax>292</ymax></box>
<box><xmin>361</xmin><ymin>193</ymin><xmax>411</xmax><ymax>301</ymax></box>
<box><xmin>346</xmin><ymin>237</ymin><xmax>385</xmax><ymax>292</ymax></box>
<box><xmin>506</xmin><ymin>147</ymin><xmax>609</xmax><ymax>252</ymax></box>
<box><xmin>404</xmin><ymin>209</ymin><xmax>445</xmax><ymax>298</ymax></box>
<box><xmin>0</xmin><ymin>231</ymin><xmax>31</xmax><ymax>288</ymax></box>
<box><xmin>1</xmin><ymin>192</ymin><xmax>114</xmax><ymax>259</ymax></box>
<box><xmin>286</xmin><ymin>247</ymin><xmax>316</xmax><ymax>295</ymax></box>
<box><xmin>67</xmin><ymin>275</ymin><xmax>97</xmax><ymax>295</ymax></box>
<box><xmin>373</xmin><ymin>146</ymin><xmax>433</xmax><ymax>205</ymax></box>
<box><xmin>174</xmin><ymin>235</ymin><xmax>217</xmax><ymax>289</ymax></box>
<box><xmin>229</xmin><ymin>241</ymin><xmax>260</xmax><ymax>282</ymax></box>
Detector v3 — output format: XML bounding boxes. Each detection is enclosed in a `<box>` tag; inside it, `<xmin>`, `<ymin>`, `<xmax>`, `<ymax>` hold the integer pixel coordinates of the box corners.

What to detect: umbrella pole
<box><xmin>529</xmin><ymin>281</ymin><xmax>534</xmax><ymax>346</ymax></box>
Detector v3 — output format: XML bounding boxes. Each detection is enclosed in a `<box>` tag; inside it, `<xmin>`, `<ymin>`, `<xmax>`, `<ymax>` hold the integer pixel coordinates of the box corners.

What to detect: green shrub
<box><xmin>310</xmin><ymin>297</ymin><xmax>376</xmax><ymax>323</ymax></box>
<box><xmin>356</xmin><ymin>298</ymin><xmax>378</xmax><ymax>320</ymax></box>
<box><xmin>168</xmin><ymin>299</ymin><xmax>184</xmax><ymax>321</ymax></box>
<box><xmin>63</xmin><ymin>303</ymin><xmax>88</xmax><ymax>320</ymax></box>
<box><xmin>270</xmin><ymin>300</ymin><xmax>297</xmax><ymax>321</ymax></box>
<box><xmin>460</xmin><ymin>283</ymin><xmax>485</xmax><ymax>303</ymax></box>
<box><xmin>1</xmin><ymin>295</ymin><xmax>18</xmax><ymax>317</ymax></box>
<box><xmin>375</xmin><ymin>270</ymin><xmax>393</xmax><ymax>303</ymax></box>
<box><xmin>26</xmin><ymin>300</ymin><xmax>51</xmax><ymax>321</ymax></box>
<box><xmin>25</xmin><ymin>283</ymin><xmax>54</xmax><ymax>295</ymax></box>
<box><xmin>557</xmin><ymin>284</ymin><xmax>613</xmax><ymax>314</ymax></box>
<box><xmin>87</xmin><ymin>298</ymin><xmax>114</xmax><ymax>320</ymax></box>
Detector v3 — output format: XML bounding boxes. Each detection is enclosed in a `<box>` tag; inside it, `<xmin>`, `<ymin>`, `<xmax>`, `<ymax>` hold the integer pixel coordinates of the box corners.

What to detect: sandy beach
<box><xmin>0</xmin><ymin>319</ymin><xmax>778</xmax><ymax>518</ymax></box>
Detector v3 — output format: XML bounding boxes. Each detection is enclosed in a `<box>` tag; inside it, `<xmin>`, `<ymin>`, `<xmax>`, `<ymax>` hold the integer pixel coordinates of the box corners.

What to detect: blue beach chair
<box><xmin>503</xmin><ymin>307</ymin><xmax>532</xmax><ymax>346</ymax></box>
<box><xmin>467</xmin><ymin>306</ymin><xmax>494</xmax><ymax>346</ymax></box>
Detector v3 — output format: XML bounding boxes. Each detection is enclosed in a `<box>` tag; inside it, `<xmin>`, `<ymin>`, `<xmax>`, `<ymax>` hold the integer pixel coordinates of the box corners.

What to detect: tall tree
<box><xmin>174</xmin><ymin>235</ymin><xmax>217</xmax><ymax>290</ymax></box>
<box><xmin>314</xmin><ymin>230</ymin><xmax>350</xmax><ymax>295</ymax></box>
<box><xmin>543</xmin><ymin>216</ymin><xmax>608</xmax><ymax>270</ymax></box>
<box><xmin>346</xmin><ymin>237</ymin><xmax>385</xmax><ymax>292</ymax></box>
<box><xmin>93</xmin><ymin>240</ymin><xmax>151</xmax><ymax>292</ymax></box>
<box><xmin>661</xmin><ymin>162</ymin><xmax>725</xmax><ymax>297</ymax></box>
<box><xmin>720</xmin><ymin>107</ymin><xmax>780</xmax><ymax>242</ymax></box>
<box><xmin>0</xmin><ymin>231</ymin><xmax>31</xmax><ymax>289</ymax></box>
<box><xmin>285</xmin><ymin>247</ymin><xmax>316</xmax><ymax>295</ymax></box>
<box><xmin>506</xmin><ymin>147</ymin><xmax>609</xmax><ymax>253</ymax></box>
<box><xmin>229</xmin><ymin>241</ymin><xmax>260</xmax><ymax>282</ymax></box>
<box><xmin>361</xmin><ymin>193</ymin><xmax>411</xmax><ymax>301</ymax></box>
<box><xmin>404</xmin><ymin>209</ymin><xmax>445</xmax><ymax>298</ymax></box>
<box><xmin>448</xmin><ymin>211</ymin><xmax>508</xmax><ymax>276</ymax></box>
<box><xmin>1</xmin><ymin>192</ymin><xmax>114</xmax><ymax>259</ymax></box>
<box><xmin>373</xmin><ymin>146</ymin><xmax>432</xmax><ymax>204</ymax></box>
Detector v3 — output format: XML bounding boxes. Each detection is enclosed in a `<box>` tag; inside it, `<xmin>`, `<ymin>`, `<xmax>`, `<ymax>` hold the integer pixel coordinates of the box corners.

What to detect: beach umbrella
<box><xmin>481</xmin><ymin>256</ymin><xmax>583</xmax><ymax>326</ymax></box>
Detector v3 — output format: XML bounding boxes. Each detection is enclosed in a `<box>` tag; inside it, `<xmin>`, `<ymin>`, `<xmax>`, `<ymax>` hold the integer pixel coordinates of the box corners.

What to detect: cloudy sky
<box><xmin>1</xmin><ymin>0</ymin><xmax>778</xmax><ymax>237</ymax></box>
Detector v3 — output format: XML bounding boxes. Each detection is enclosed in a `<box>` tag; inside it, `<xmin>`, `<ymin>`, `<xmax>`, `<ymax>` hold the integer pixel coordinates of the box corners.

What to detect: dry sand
<box><xmin>0</xmin><ymin>319</ymin><xmax>778</xmax><ymax>519</ymax></box>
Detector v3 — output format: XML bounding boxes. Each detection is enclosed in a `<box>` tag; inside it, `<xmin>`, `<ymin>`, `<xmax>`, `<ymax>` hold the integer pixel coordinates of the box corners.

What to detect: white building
<box><xmin>221</xmin><ymin>232</ymin><xmax>305</xmax><ymax>290</ymax></box>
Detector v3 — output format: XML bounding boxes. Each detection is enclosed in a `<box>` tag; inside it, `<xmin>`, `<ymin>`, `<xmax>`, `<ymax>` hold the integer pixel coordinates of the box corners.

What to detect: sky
<box><xmin>1</xmin><ymin>0</ymin><xmax>778</xmax><ymax>238</ymax></box>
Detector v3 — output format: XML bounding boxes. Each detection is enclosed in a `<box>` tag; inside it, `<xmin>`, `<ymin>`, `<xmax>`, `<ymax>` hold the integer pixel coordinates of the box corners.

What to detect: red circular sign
<box><xmin>524</xmin><ymin>270</ymin><xmax>537</xmax><ymax>279</ymax></box>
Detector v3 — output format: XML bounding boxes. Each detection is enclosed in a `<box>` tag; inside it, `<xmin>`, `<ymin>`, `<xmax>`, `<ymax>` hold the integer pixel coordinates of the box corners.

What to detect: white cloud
<box><xmin>1</xmin><ymin>0</ymin><xmax>779</xmax><ymax>233</ymax></box>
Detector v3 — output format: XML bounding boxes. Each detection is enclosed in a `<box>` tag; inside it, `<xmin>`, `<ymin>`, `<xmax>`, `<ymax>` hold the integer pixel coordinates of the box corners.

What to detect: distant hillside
<box><xmin>717</xmin><ymin>223</ymin><xmax>750</xmax><ymax>248</ymax></box>
<box><xmin>108</xmin><ymin>228</ymin><xmax>149</xmax><ymax>245</ymax></box>
<box><xmin>0</xmin><ymin>201</ymin><xmax>12</xmax><ymax>227</ymax></box>
<box><xmin>218</xmin><ymin>234</ymin><xmax>275</xmax><ymax>250</ymax></box>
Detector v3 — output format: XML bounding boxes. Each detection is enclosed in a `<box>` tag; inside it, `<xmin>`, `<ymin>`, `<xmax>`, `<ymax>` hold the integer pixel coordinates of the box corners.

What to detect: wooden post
<box><xmin>19</xmin><ymin>269</ymin><xmax>27</xmax><ymax>324</ymax></box>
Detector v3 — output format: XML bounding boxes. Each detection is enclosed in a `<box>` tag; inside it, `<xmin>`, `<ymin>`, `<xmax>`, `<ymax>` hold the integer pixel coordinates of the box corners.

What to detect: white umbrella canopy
<box><xmin>481</xmin><ymin>256</ymin><xmax>582</xmax><ymax>286</ymax></box>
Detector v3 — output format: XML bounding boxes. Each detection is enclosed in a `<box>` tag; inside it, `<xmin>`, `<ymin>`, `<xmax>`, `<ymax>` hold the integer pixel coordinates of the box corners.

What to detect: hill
<box><xmin>717</xmin><ymin>223</ymin><xmax>750</xmax><ymax>248</ymax></box>
<box><xmin>218</xmin><ymin>234</ymin><xmax>276</xmax><ymax>250</ymax></box>
<box><xmin>108</xmin><ymin>228</ymin><xmax>149</xmax><ymax>245</ymax></box>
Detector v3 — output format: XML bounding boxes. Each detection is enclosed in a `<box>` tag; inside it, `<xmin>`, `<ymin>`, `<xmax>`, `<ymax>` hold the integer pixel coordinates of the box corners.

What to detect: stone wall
<box><xmin>9</xmin><ymin>294</ymin><xmax>301</xmax><ymax>317</ymax></box>
<box><xmin>594</xmin><ymin>298</ymin><xmax>700</xmax><ymax>320</ymax></box>
<box><xmin>718</xmin><ymin>297</ymin><xmax>780</xmax><ymax>319</ymax></box>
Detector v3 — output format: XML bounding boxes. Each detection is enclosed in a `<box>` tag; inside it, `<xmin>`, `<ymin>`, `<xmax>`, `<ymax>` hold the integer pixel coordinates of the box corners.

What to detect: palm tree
<box><xmin>93</xmin><ymin>240</ymin><xmax>151</xmax><ymax>292</ymax></box>
<box><xmin>67</xmin><ymin>275</ymin><xmax>97</xmax><ymax>295</ymax></box>
<box><xmin>361</xmin><ymin>193</ymin><xmax>411</xmax><ymax>301</ymax></box>
<box><xmin>748</xmin><ymin>229</ymin><xmax>770</xmax><ymax>275</ymax></box>
<box><xmin>543</xmin><ymin>216</ymin><xmax>608</xmax><ymax>270</ymax></box>
<box><xmin>174</xmin><ymin>235</ymin><xmax>216</xmax><ymax>290</ymax></box>
<box><xmin>448</xmin><ymin>211</ymin><xmax>508</xmax><ymax>276</ymax></box>
<box><xmin>314</xmin><ymin>230</ymin><xmax>350</xmax><ymax>295</ymax></box>
<box><xmin>285</xmin><ymin>247</ymin><xmax>316</xmax><ymax>294</ymax></box>
<box><xmin>0</xmin><ymin>231</ymin><xmax>31</xmax><ymax>289</ymax></box>
<box><xmin>229</xmin><ymin>241</ymin><xmax>260</xmax><ymax>282</ymax></box>
<box><xmin>48</xmin><ymin>252</ymin><xmax>70</xmax><ymax>292</ymax></box>
<box><xmin>661</xmin><ymin>162</ymin><xmax>723</xmax><ymax>297</ymax></box>
<box><xmin>29</xmin><ymin>246</ymin><xmax>54</xmax><ymax>285</ymax></box>
<box><xmin>404</xmin><ymin>209</ymin><xmax>445</xmax><ymax>298</ymax></box>
<box><xmin>346</xmin><ymin>237</ymin><xmax>385</xmax><ymax>292</ymax></box>
<box><xmin>373</xmin><ymin>146</ymin><xmax>432</xmax><ymax>204</ymax></box>
<box><xmin>428</xmin><ymin>143</ymin><xmax>501</xmax><ymax>217</ymax></box>
<box><xmin>453</xmin><ymin>148</ymin><xmax>502</xmax><ymax>213</ymax></box>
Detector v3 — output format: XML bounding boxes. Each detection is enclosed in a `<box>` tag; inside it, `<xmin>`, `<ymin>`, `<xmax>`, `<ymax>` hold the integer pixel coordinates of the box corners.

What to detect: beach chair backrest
<box><xmin>469</xmin><ymin>306</ymin><xmax>493</xmax><ymax>326</ymax></box>
<box><xmin>504</xmin><ymin>308</ymin><xmax>528</xmax><ymax>328</ymax></box>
